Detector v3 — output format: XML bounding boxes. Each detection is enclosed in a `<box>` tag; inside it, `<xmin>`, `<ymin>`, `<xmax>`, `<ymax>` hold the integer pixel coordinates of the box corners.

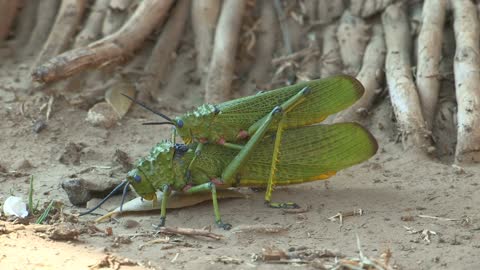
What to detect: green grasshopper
<box><xmin>81</xmin><ymin>123</ymin><xmax>378</xmax><ymax>229</ymax></box>
<box><xmin>123</xmin><ymin>75</ymin><xmax>365</xmax><ymax>210</ymax></box>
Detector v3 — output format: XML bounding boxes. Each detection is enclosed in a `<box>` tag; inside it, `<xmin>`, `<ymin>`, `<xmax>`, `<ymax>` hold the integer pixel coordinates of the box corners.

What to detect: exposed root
<box><xmin>452</xmin><ymin>0</ymin><xmax>480</xmax><ymax>164</ymax></box>
<box><xmin>316</xmin><ymin>0</ymin><xmax>345</xmax><ymax>25</ymax></box>
<box><xmin>102</xmin><ymin>0</ymin><xmax>133</xmax><ymax>36</ymax></box>
<box><xmin>33</xmin><ymin>0</ymin><xmax>87</xmax><ymax>67</ymax></box>
<box><xmin>73</xmin><ymin>0</ymin><xmax>110</xmax><ymax>48</ymax></box>
<box><xmin>382</xmin><ymin>3</ymin><xmax>432</xmax><ymax>155</ymax></box>
<box><xmin>191</xmin><ymin>0</ymin><xmax>221</xmax><ymax>77</ymax></box>
<box><xmin>350</xmin><ymin>0</ymin><xmax>398</xmax><ymax>18</ymax></box>
<box><xmin>24</xmin><ymin>0</ymin><xmax>59</xmax><ymax>57</ymax></box>
<box><xmin>337</xmin><ymin>10</ymin><xmax>371</xmax><ymax>75</ymax></box>
<box><xmin>242</xmin><ymin>0</ymin><xmax>277</xmax><ymax>94</ymax></box>
<box><xmin>31</xmin><ymin>0</ymin><xmax>175</xmax><ymax>84</ymax></box>
<box><xmin>12</xmin><ymin>0</ymin><xmax>38</xmax><ymax>49</ymax></box>
<box><xmin>137</xmin><ymin>0</ymin><xmax>190</xmax><ymax>101</ymax></box>
<box><xmin>205</xmin><ymin>0</ymin><xmax>246</xmax><ymax>103</ymax></box>
<box><xmin>416</xmin><ymin>0</ymin><xmax>447</xmax><ymax>131</ymax></box>
<box><xmin>335</xmin><ymin>24</ymin><xmax>386</xmax><ymax>123</ymax></box>
<box><xmin>0</xmin><ymin>0</ymin><xmax>21</xmax><ymax>42</ymax></box>
<box><xmin>320</xmin><ymin>22</ymin><xmax>342</xmax><ymax>78</ymax></box>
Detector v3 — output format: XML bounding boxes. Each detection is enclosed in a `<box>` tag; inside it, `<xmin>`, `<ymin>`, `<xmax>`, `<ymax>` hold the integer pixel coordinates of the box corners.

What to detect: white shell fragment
<box><xmin>3</xmin><ymin>196</ymin><xmax>29</xmax><ymax>218</ymax></box>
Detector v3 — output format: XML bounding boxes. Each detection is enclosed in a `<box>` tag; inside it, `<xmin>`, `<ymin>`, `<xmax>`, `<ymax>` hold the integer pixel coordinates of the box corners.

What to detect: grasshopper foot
<box><xmin>153</xmin><ymin>217</ymin><xmax>166</xmax><ymax>229</ymax></box>
<box><xmin>216</xmin><ymin>220</ymin><xmax>232</xmax><ymax>230</ymax></box>
<box><xmin>265</xmin><ymin>201</ymin><xmax>300</xmax><ymax>209</ymax></box>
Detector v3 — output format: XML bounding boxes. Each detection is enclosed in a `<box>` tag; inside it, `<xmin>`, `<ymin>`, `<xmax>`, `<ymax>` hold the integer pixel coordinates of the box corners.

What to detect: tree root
<box><xmin>33</xmin><ymin>0</ymin><xmax>87</xmax><ymax>67</ymax></box>
<box><xmin>316</xmin><ymin>0</ymin><xmax>345</xmax><ymax>25</ymax></box>
<box><xmin>452</xmin><ymin>0</ymin><xmax>480</xmax><ymax>163</ymax></box>
<box><xmin>12</xmin><ymin>0</ymin><xmax>38</xmax><ymax>49</ymax></box>
<box><xmin>205</xmin><ymin>0</ymin><xmax>246</xmax><ymax>103</ymax></box>
<box><xmin>416</xmin><ymin>0</ymin><xmax>447</xmax><ymax>131</ymax></box>
<box><xmin>191</xmin><ymin>0</ymin><xmax>221</xmax><ymax>78</ymax></box>
<box><xmin>73</xmin><ymin>0</ymin><xmax>110</xmax><ymax>48</ymax></box>
<box><xmin>335</xmin><ymin>24</ymin><xmax>385</xmax><ymax>123</ymax></box>
<box><xmin>24</xmin><ymin>0</ymin><xmax>59</xmax><ymax>57</ymax></box>
<box><xmin>31</xmin><ymin>0</ymin><xmax>175</xmax><ymax>84</ymax></box>
<box><xmin>0</xmin><ymin>0</ymin><xmax>21</xmax><ymax>42</ymax></box>
<box><xmin>102</xmin><ymin>0</ymin><xmax>133</xmax><ymax>36</ymax></box>
<box><xmin>382</xmin><ymin>3</ymin><xmax>432</xmax><ymax>155</ymax></box>
<box><xmin>337</xmin><ymin>10</ymin><xmax>370</xmax><ymax>75</ymax></box>
<box><xmin>137</xmin><ymin>0</ymin><xmax>190</xmax><ymax>101</ymax></box>
<box><xmin>350</xmin><ymin>0</ymin><xmax>398</xmax><ymax>18</ymax></box>
<box><xmin>320</xmin><ymin>22</ymin><xmax>342</xmax><ymax>78</ymax></box>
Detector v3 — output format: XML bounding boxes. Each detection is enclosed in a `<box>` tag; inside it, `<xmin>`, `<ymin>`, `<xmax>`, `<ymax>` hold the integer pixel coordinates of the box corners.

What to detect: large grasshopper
<box><xmin>123</xmin><ymin>75</ymin><xmax>365</xmax><ymax>212</ymax></box>
<box><xmin>81</xmin><ymin>123</ymin><xmax>378</xmax><ymax>229</ymax></box>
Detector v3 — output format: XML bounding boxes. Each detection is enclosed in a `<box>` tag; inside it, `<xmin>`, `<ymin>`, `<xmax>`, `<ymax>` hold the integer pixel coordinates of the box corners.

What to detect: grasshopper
<box><xmin>123</xmin><ymin>75</ymin><xmax>365</xmax><ymax>210</ymax></box>
<box><xmin>81</xmin><ymin>123</ymin><xmax>378</xmax><ymax>229</ymax></box>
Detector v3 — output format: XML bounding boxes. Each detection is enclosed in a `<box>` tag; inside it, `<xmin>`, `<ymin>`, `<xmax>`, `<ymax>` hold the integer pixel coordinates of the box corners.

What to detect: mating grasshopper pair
<box><xmin>81</xmin><ymin>75</ymin><xmax>378</xmax><ymax>229</ymax></box>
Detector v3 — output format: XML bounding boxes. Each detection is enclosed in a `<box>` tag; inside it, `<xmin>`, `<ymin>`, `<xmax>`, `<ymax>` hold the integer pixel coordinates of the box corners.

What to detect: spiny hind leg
<box><xmin>221</xmin><ymin>86</ymin><xmax>312</xmax><ymax>183</ymax></box>
<box><xmin>264</xmin><ymin>117</ymin><xmax>299</xmax><ymax>209</ymax></box>
<box><xmin>184</xmin><ymin>182</ymin><xmax>231</xmax><ymax>230</ymax></box>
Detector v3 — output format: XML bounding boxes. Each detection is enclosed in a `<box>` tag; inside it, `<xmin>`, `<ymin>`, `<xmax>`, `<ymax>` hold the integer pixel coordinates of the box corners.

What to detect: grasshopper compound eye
<box><xmin>176</xmin><ymin>119</ymin><xmax>184</xmax><ymax>128</ymax></box>
<box><xmin>133</xmin><ymin>174</ymin><xmax>142</xmax><ymax>183</ymax></box>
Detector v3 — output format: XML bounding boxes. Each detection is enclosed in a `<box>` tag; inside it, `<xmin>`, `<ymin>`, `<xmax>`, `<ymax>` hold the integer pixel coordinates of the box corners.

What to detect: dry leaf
<box><xmin>105</xmin><ymin>78</ymin><xmax>135</xmax><ymax>119</ymax></box>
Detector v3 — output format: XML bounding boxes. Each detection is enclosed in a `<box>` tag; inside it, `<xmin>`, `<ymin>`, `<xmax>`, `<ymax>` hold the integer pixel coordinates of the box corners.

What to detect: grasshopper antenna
<box><xmin>121</xmin><ymin>93</ymin><xmax>174</xmax><ymax>123</ymax></box>
<box><xmin>142</xmin><ymin>121</ymin><xmax>175</xmax><ymax>126</ymax></box>
<box><xmin>119</xmin><ymin>181</ymin><xmax>130</xmax><ymax>213</ymax></box>
<box><xmin>79</xmin><ymin>180</ymin><xmax>128</xmax><ymax>216</ymax></box>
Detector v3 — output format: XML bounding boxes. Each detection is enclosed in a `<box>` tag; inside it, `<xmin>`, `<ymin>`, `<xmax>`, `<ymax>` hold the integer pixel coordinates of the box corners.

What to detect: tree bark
<box><xmin>73</xmin><ymin>0</ymin><xmax>110</xmax><ymax>48</ymax></box>
<box><xmin>320</xmin><ymin>22</ymin><xmax>342</xmax><ymax>78</ymax></box>
<box><xmin>24</xmin><ymin>0</ymin><xmax>59</xmax><ymax>57</ymax></box>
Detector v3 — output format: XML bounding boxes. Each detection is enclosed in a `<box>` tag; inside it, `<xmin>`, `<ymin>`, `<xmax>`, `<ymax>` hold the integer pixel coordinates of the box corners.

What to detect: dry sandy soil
<box><xmin>0</xmin><ymin>55</ymin><xmax>479</xmax><ymax>270</ymax></box>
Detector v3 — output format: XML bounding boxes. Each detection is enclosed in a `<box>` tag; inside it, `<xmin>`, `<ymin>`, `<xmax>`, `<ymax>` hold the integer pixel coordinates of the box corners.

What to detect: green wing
<box><xmin>237</xmin><ymin>123</ymin><xmax>378</xmax><ymax>185</ymax></box>
<box><xmin>216</xmin><ymin>75</ymin><xmax>364</xmax><ymax>129</ymax></box>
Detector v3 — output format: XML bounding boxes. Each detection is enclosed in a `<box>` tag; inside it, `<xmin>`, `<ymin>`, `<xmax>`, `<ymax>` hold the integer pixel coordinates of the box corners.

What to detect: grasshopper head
<box><xmin>126</xmin><ymin>168</ymin><xmax>157</xmax><ymax>201</ymax></box>
<box><xmin>126</xmin><ymin>141</ymin><xmax>179</xmax><ymax>200</ymax></box>
<box><xmin>174</xmin><ymin>104</ymin><xmax>218</xmax><ymax>143</ymax></box>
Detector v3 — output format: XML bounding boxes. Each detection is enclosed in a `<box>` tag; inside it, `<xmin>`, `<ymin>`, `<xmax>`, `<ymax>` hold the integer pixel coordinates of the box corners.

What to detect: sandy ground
<box><xmin>0</xmin><ymin>55</ymin><xmax>479</xmax><ymax>270</ymax></box>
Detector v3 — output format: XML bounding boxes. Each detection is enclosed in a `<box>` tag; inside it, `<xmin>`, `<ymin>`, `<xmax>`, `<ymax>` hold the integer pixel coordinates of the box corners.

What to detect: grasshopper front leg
<box><xmin>185</xmin><ymin>182</ymin><xmax>231</xmax><ymax>230</ymax></box>
<box><xmin>154</xmin><ymin>184</ymin><xmax>171</xmax><ymax>228</ymax></box>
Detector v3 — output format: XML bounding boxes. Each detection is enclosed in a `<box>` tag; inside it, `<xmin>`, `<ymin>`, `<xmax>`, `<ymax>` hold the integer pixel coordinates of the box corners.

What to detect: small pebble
<box><xmin>122</xmin><ymin>219</ymin><xmax>140</xmax><ymax>229</ymax></box>
<box><xmin>11</xmin><ymin>159</ymin><xmax>32</xmax><ymax>171</ymax></box>
<box><xmin>86</xmin><ymin>102</ymin><xmax>119</xmax><ymax>129</ymax></box>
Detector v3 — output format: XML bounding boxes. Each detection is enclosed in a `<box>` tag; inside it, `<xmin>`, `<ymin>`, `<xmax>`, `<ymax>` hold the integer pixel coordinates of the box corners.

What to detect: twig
<box><xmin>282</xmin><ymin>205</ymin><xmax>311</xmax><ymax>214</ymax></box>
<box><xmin>156</xmin><ymin>226</ymin><xmax>223</xmax><ymax>240</ymax></box>
<box><xmin>138</xmin><ymin>236</ymin><xmax>170</xmax><ymax>250</ymax></box>
<box><xmin>328</xmin><ymin>209</ymin><xmax>364</xmax><ymax>225</ymax></box>
<box><xmin>231</xmin><ymin>224</ymin><xmax>287</xmax><ymax>234</ymax></box>
<box><xmin>272</xmin><ymin>46</ymin><xmax>320</xmax><ymax>65</ymax></box>
<box><xmin>417</xmin><ymin>215</ymin><xmax>459</xmax><ymax>222</ymax></box>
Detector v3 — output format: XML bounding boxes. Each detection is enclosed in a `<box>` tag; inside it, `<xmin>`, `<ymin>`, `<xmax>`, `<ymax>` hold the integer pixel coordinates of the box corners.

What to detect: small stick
<box><xmin>231</xmin><ymin>224</ymin><xmax>287</xmax><ymax>234</ymax></box>
<box><xmin>282</xmin><ymin>205</ymin><xmax>311</xmax><ymax>214</ymax></box>
<box><xmin>328</xmin><ymin>209</ymin><xmax>364</xmax><ymax>225</ymax></box>
<box><xmin>156</xmin><ymin>226</ymin><xmax>223</xmax><ymax>240</ymax></box>
<box><xmin>138</xmin><ymin>236</ymin><xmax>170</xmax><ymax>250</ymax></box>
<box><xmin>417</xmin><ymin>215</ymin><xmax>459</xmax><ymax>222</ymax></box>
